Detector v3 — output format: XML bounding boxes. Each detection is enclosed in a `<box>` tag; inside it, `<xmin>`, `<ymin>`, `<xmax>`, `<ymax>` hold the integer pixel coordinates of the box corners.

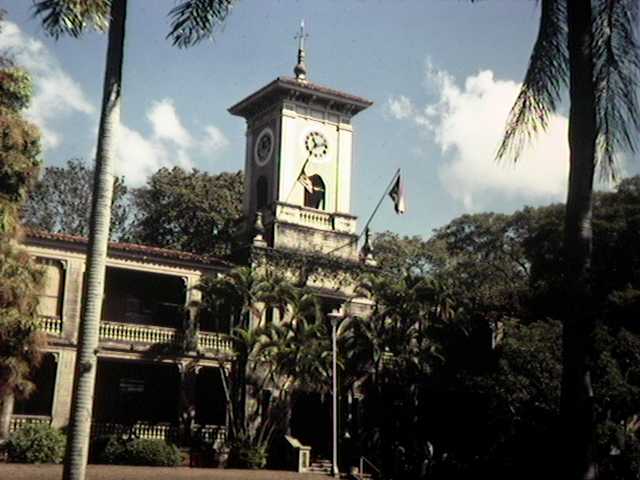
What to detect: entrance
<box><xmin>291</xmin><ymin>391</ymin><xmax>331</xmax><ymax>457</ymax></box>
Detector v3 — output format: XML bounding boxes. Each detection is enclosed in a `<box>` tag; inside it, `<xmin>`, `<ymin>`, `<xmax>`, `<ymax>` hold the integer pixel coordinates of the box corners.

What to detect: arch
<box><xmin>256</xmin><ymin>176</ymin><xmax>269</xmax><ymax>210</ymax></box>
<box><xmin>304</xmin><ymin>174</ymin><xmax>325</xmax><ymax>210</ymax></box>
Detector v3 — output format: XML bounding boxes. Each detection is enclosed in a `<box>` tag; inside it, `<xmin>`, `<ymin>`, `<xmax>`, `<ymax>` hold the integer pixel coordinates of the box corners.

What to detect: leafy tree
<box><xmin>341</xmin><ymin>272</ymin><xmax>450</xmax><ymax>477</ymax></box>
<box><xmin>0</xmin><ymin>14</ymin><xmax>45</xmax><ymax>442</ymax></box>
<box><xmin>22</xmin><ymin>158</ymin><xmax>129</xmax><ymax>239</ymax></box>
<box><xmin>128</xmin><ymin>167</ymin><xmax>243</xmax><ymax>255</ymax></box>
<box><xmin>495</xmin><ymin>2</ymin><xmax>640</xmax><ymax>477</ymax></box>
<box><xmin>32</xmin><ymin>2</ymin><xmax>235</xmax><ymax>477</ymax></box>
<box><xmin>371</xmin><ymin>231</ymin><xmax>441</xmax><ymax>277</ymax></box>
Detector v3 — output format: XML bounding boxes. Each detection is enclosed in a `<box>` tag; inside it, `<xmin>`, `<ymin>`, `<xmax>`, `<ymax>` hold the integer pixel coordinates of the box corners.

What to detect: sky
<box><xmin>2</xmin><ymin>1</ymin><xmax>637</xmax><ymax>240</ymax></box>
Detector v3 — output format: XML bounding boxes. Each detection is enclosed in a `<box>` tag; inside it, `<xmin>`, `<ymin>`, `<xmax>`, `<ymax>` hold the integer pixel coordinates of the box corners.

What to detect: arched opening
<box><xmin>256</xmin><ymin>176</ymin><xmax>269</xmax><ymax>210</ymax></box>
<box><xmin>303</xmin><ymin>174</ymin><xmax>325</xmax><ymax>210</ymax></box>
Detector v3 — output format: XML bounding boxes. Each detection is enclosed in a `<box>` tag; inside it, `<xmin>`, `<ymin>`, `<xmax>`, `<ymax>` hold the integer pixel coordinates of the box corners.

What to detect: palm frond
<box><xmin>167</xmin><ymin>0</ymin><xmax>234</xmax><ymax>48</ymax></box>
<box><xmin>496</xmin><ymin>0</ymin><xmax>568</xmax><ymax>162</ymax></box>
<box><xmin>32</xmin><ymin>0</ymin><xmax>110</xmax><ymax>39</ymax></box>
<box><xmin>592</xmin><ymin>0</ymin><xmax>640</xmax><ymax>180</ymax></box>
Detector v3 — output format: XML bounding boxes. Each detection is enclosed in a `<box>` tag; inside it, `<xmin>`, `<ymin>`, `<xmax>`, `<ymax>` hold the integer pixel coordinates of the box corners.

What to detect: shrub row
<box><xmin>3</xmin><ymin>424</ymin><xmax>181</xmax><ymax>467</ymax></box>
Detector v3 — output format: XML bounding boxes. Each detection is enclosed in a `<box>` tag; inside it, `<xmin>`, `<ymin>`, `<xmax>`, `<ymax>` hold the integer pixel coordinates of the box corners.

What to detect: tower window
<box><xmin>304</xmin><ymin>175</ymin><xmax>326</xmax><ymax>210</ymax></box>
<box><xmin>257</xmin><ymin>176</ymin><xmax>269</xmax><ymax>210</ymax></box>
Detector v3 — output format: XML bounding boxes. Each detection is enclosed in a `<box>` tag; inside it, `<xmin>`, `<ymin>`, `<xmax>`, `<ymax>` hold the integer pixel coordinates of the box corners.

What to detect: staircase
<box><xmin>306</xmin><ymin>457</ymin><xmax>332</xmax><ymax>475</ymax></box>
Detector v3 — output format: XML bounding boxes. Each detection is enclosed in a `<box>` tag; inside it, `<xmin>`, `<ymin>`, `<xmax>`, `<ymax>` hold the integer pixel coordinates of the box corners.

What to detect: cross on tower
<box><xmin>293</xmin><ymin>20</ymin><xmax>309</xmax><ymax>81</ymax></box>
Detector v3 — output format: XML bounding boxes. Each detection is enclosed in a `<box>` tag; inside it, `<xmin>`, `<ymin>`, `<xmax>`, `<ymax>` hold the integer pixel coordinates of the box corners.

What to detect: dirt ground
<box><xmin>0</xmin><ymin>464</ymin><xmax>333</xmax><ymax>480</ymax></box>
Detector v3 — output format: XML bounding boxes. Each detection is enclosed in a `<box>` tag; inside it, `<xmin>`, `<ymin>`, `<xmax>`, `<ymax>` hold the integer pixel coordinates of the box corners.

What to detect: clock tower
<box><xmin>229</xmin><ymin>27</ymin><xmax>372</xmax><ymax>260</ymax></box>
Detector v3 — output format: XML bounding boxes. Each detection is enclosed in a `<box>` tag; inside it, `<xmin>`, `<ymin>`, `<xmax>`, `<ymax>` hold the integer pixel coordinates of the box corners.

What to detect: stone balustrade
<box><xmin>38</xmin><ymin>315</ymin><xmax>63</xmax><ymax>336</ymax></box>
<box><xmin>274</xmin><ymin>202</ymin><xmax>357</xmax><ymax>234</ymax></box>
<box><xmin>99</xmin><ymin>321</ymin><xmax>177</xmax><ymax>345</ymax></box>
<box><xmin>199</xmin><ymin>331</ymin><xmax>234</xmax><ymax>353</ymax></box>
<box><xmin>98</xmin><ymin>321</ymin><xmax>234</xmax><ymax>355</ymax></box>
<box><xmin>91</xmin><ymin>422</ymin><xmax>227</xmax><ymax>445</ymax></box>
<box><xmin>9</xmin><ymin>414</ymin><xmax>51</xmax><ymax>433</ymax></box>
<box><xmin>91</xmin><ymin>422</ymin><xmax>176</xmax><ymax>441</ymax></box>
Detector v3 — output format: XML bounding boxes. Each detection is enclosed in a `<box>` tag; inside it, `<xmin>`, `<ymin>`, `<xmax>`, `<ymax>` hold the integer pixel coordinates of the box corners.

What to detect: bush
<box><xmin>228</xmin><ymin>438</ymin><xmax>267</xmax><ymax>469</ymax></box>
<box><xmin>5</xmin><ymin>423</ymin><xmax>66</xmax><ymax>464</ymax></box>
<box><xmin>100</xmin><ymin>437</ymin><xmax>181</xmax><ymax>466</ymax></box>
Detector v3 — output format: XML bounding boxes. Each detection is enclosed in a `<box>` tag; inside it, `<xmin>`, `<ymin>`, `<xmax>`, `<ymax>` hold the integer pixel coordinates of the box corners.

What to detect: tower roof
<box><xmin>228</xmin><ymin>76</ymin><xmax>373</xmax><ymax>119</ymax></box>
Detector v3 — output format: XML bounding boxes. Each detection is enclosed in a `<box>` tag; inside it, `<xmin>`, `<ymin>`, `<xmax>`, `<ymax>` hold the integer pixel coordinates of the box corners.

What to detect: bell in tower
<box><xmin>228</xmin><ymin>23</ymin><xmax>372</xmax><ymax>260</ymax></box>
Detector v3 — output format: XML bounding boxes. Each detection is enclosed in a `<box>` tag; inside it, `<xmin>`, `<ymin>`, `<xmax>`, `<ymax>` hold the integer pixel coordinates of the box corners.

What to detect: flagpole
<box><xmin>324</xmin><ymin>168</ymin><xmax>400</xmax><ymax>256</ymax></box>
<box><xmin>360</xmin><ymin>168</ymin><xmax>400</xmax><ymax>235</ymax></box>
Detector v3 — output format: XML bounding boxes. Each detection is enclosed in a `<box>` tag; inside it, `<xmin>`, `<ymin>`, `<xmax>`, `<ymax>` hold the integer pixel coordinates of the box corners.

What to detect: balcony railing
<box><xmin>274</xmin><ymin>202</ymin><xmax>357</xmax><ymax>234</ymax></box>
<box><xmin>99</xmin><ymin>321</ymin><xmax>234</xmax><ymax>355</ymax></box>
<box><xmin>10</xmin><ymin>414</ymin><xmax>51</xmax><ymax>433</ymax></box>
<box><xmin>91</xmin><ymin>422</ymin><xmax>227</xmax><ymax>446</ymax></box>
<box><xmin>38</xmin><ymin>315</ymin><xmax>63</xmax><ymax>336</ymax></box>
<box><xmin>199</xmin><ymin>330</ymin><xmax>234</xmax><ymax>353</ymax></box>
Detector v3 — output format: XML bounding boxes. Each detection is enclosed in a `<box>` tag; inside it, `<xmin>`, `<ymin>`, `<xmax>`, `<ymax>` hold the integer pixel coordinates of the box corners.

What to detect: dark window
<box><xmin>13</xmin><ymin>353</ymin><xmax>57</xmax><ymax>416</ymax></box>
<box><xmin>256</xmin><ymin>176</ymin><xmax>268</xmax><ymax>210</ymax></box>
<box><xmin>304</xmin><ymin>175</ymin><xmax>325</xmax><ymax>210</ymax></box>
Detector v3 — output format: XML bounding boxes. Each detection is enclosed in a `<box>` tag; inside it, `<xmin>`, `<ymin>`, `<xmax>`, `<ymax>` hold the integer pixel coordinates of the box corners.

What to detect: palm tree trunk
<box><xmin>561</xmin><ymin>3</ymin><xmax>597</xmax><ymax>479</ymax></box>
<box><xmin>62</xmin><ymin>2</ymin><xmax>127</xmax><ymax>479</ymax></box>
<box><xmin>0</xmin><ymin>391</ymin><xmax>15</xmax><ymax>442</ymax></box>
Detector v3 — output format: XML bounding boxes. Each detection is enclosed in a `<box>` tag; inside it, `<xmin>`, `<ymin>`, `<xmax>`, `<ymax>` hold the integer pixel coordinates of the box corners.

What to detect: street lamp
<box><xmin>328</xmin><ymin>307</ymin><xmax>344</xmax><ymax>478</ymax></box>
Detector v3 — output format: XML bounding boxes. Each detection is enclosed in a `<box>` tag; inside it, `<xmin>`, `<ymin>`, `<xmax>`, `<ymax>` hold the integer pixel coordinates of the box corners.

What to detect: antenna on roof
<box><xmin>293</xmin><ymin>20</ymin><xmax>309</xmax><ymax>81</ymax></box>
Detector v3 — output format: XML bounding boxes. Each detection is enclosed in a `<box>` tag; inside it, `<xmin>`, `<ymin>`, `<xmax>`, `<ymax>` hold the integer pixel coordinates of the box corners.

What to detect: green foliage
<box><xmin>372</xmin><ymin>231</ymin><xmax>441</xmax><ymax>277</ymax></box>
<box><xmin>129</xmin><ymin>167</ymin><xmax>243</xmax><ymax>255</ymax></box>
<box><xmin>0</xmin><ymin>68</ymin><xmax>33</xmax><ymax>112</ymax></box>
<box><xmin>168</xmin><ymin>0</ymin><xmax>235</xmax><ymax>48</ymax></box>
<box><xmin>359</xmin><ymin>180</ymin><xmax>640</xmax><ymax>478</ymax></box>
<box><xmin>100</xmin><ymin>436</ymin><xmax>182</xmax><ymax>466</ymax></box>
<box><xmin>0</xmin><ymin>69</ymin><xmax>41</xmax><ymax>235</ymax></box>
<box><xmin>227</xmin><ymin>435</ymin><xmax>268</xmax><ymax>469</ymax></box>
<box><xmin>597</xmin><ymin>419</ymin><xmax>640</xmax><ymax>480</ymax></box>
<box><xmin>32</xmin><ymin>0</ymin><xmax>110</xmax><ymax>39</ymax></box>
<box><xmin>5</xmin><ymin>423</ymin><xmax>66</xmax><ymax>463</ymax></box>
<box><xmin>23</xmin><ymin>158</ymin><xmax>129</xmax><ymax>239</ymax></box>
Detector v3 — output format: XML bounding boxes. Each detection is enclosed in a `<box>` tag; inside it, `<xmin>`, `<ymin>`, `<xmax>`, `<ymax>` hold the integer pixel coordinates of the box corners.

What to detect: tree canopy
<box><xmin>23</xmin><ymin>158</ymin><xmax>129</xmax><ymax>239</ymax></box>
<box><xmin>128</xmin><ymin>167</ymin><xmax>244</xmax><ymax>255</ymax></box>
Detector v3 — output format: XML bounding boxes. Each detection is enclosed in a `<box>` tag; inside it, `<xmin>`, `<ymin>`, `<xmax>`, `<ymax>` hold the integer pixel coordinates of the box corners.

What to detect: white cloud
<box><xmin>115</xmin><ymin>125</ymin><xmax>172</xmax><ymax>186</ymax></box>
<box><xmin>0</xmin><ymin>21</ymin><xmax>94</xmax><ymax>149</ymax></box>
<box><xmin>400</xmin><ymin>61</ymin><xmax>569</xmax><ymax>210</ymax></box>
<box><xmin>386</xmin><ymin>95</ymin><xmax>414</xmax><ymax>120</ymax></box>
<box><xmin>114</xmin><ymin>99</ymin><xmax>228</xmax><ymax>186</ymax></box>
<box><xmin>201</xmin><ymin>125</ymin><xmax>230</xmax><ymax>153</ymax></box>
<box><xmin>147</xmin><ymin>99</ymin><xmax>192</xmax><ymax>147</ymax></box>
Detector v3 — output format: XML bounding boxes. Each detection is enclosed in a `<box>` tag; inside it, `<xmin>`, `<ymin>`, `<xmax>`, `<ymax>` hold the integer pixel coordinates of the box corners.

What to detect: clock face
<box><xmin>304</xmin><ymin>131</ymin><xmax>328</xmax><ymax>159</ymax></box>
<box><xmin>254</xmin><ymin>128</ymin><xmax>274</xmax><ymax>166</ymax></box>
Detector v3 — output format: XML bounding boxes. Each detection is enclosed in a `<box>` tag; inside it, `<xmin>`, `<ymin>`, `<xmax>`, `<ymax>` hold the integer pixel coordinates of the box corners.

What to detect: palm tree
<box><xmin>32</xmin><ymin>2</ymin><xmax>234</xmax><ymax>478</ymax></box>
<box><xmin>496</xmin><ymin>2</ymin><xmax>640</xmax><ymax>478</ymax></box>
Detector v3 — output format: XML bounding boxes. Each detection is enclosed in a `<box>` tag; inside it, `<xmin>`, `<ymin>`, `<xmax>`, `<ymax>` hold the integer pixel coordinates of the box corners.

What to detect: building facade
<box><xmin>12</xmin><ymin>44</ymin><xmax>373</xmax><ymax>468</ymax></box>
<box><xmin>14</xmin><ymin>230</ymin><xmax>233</xmax><ymax>447</ymax></box>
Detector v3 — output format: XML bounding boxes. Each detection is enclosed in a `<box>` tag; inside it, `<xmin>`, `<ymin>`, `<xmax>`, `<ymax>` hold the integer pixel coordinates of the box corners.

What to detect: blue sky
<box><xmin>2</xmin><ymin>1</ymin><xmax>636</xmax><ymax>239</ymax></box>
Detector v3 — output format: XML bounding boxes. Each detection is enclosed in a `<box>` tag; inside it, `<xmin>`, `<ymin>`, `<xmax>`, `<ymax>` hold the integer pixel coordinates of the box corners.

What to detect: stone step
<box><xmin>306</xmin><ymin>458</ymin><xmax>332</xmax><ymax>474</ymax></box>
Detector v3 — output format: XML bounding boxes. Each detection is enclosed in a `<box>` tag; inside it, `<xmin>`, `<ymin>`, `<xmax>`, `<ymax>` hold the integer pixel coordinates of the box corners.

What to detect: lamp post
<box><xmin>328</xmin><ymin>308</ymin><xmax>344</xmax><ymax>478</ymax></box>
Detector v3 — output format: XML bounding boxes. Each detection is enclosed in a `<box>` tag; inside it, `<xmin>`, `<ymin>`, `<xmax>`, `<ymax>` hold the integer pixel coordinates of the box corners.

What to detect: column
<box><xmin>61</xmin><ymin>258</ymin><xmax>85</xmax><ymax>343</ymax></box>
<box><xmin>50</xmin><ymin>349</ymin><xmax>76</xmax><ymax>429</ymax></box>
<box><xmin>177</xmin><ymin>361</ymin><xmax>200</xmax><ymax>446</ymax></box>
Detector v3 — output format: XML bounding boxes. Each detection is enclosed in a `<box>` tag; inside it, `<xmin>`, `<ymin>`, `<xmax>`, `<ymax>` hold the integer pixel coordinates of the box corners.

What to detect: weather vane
<box><xmin>293</xmin><ymin>20</ymin><xmax>309</xmax><ymax>81</ymax></box>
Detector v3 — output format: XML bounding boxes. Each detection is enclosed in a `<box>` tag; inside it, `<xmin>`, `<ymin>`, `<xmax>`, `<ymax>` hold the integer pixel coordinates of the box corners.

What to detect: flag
<box><xmin>388</xmin><ymin>174</ymin><xmax>406</xmax><ymax>214</ymax></box>
<box><xmin>298</xmin><ymin>169</ymin><xmax>314</xmax><ymax>193</ymax></box>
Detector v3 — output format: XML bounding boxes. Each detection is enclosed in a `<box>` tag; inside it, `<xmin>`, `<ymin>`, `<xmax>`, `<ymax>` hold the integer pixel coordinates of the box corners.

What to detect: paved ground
<box><xmin>0</xmin><ymin>464</ymin><xmax>332</xmax><ymax>480</ymax></box>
